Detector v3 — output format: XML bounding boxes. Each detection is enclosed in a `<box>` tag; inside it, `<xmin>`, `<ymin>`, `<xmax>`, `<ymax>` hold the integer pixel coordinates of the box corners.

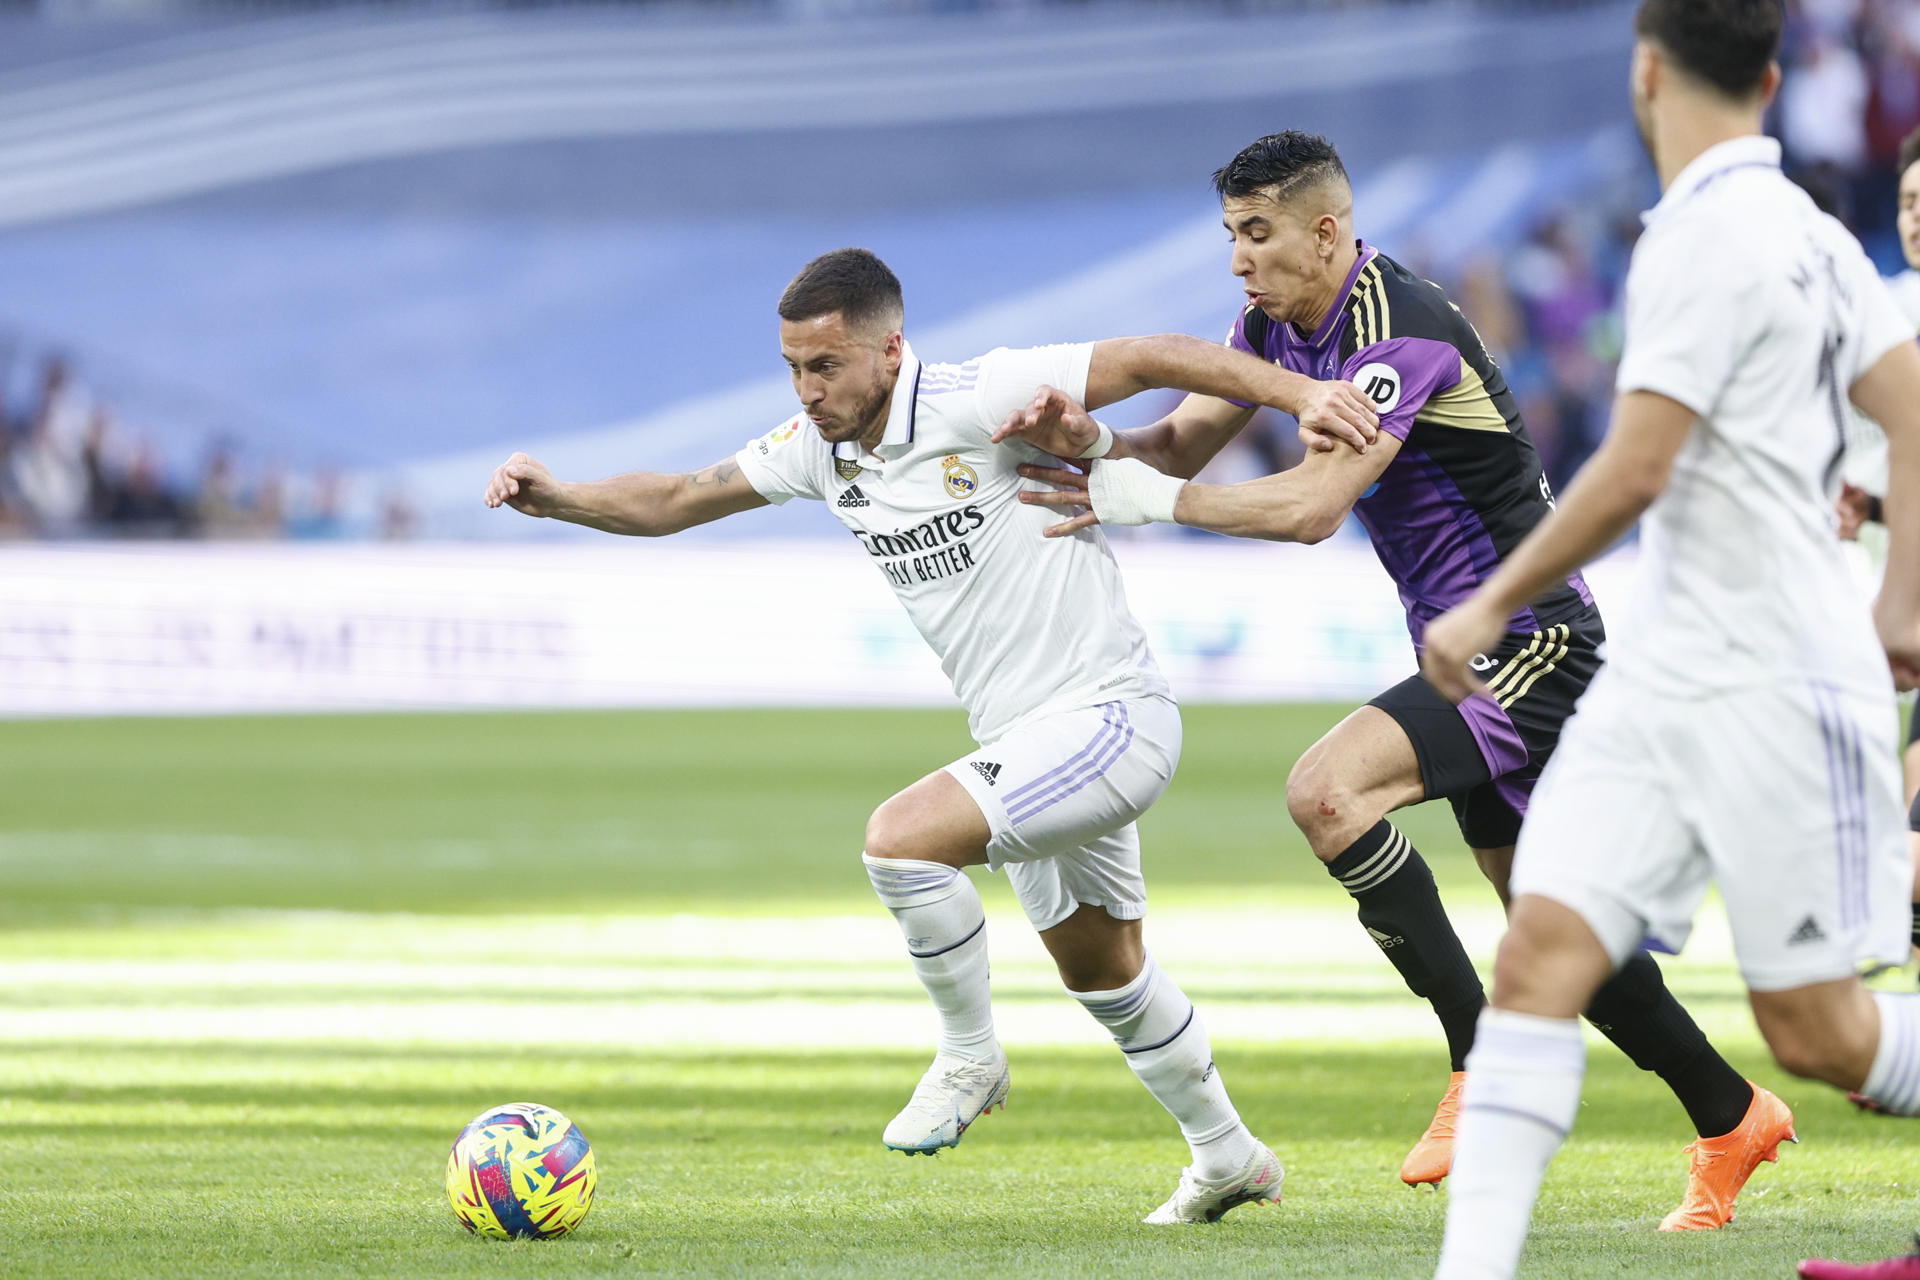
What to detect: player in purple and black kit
<box><xmin>1006</xmin><ymin>131</ymin><xmax>1789</xmax><ymax>1229</ymax></box>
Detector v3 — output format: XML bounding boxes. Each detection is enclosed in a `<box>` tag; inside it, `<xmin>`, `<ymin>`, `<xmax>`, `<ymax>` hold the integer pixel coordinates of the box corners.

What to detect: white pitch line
<box><xmin>0</xmin><ymin>902</ymin><xmax>1753</xmax><ymax>1049</ymax></box>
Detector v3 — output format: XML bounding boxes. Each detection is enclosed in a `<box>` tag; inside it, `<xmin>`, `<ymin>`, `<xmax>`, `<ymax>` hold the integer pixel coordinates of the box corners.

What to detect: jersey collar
<box><xmin>1299</xmin><ymin>240</ymin><xmax>1377</xmax><ymax>349</ymax></box>
<box><xmin>834</xmin><ymin>337</ymin><xmax>922</xmax><ymax>469</ymax></box>
<box><xmin>1643</xmin><ymin>135</ymin><xmax>1781</xmax><ymax>226</ymax></box>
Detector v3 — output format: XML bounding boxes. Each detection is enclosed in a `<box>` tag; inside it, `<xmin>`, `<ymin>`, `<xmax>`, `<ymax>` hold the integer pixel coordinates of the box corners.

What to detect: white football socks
<box><xmin>1861</xmin><ymin>991</ymin><xmax>1920</xmax><ymax>1115</ymax></box>
<box><xmin>1072</xmin><ymin>953</ymin><xmax>1255</xmax><ymax>1179</ymax></box>
<box><xmin>863</xmin><ymin>854</ymin><xmax>997</xmax><ymax>1062</ymax></box>
<box><xmin>1435</xmin><ymin>1008</ymin><xmax>1586</xmax><ymax>1280</ymax></box>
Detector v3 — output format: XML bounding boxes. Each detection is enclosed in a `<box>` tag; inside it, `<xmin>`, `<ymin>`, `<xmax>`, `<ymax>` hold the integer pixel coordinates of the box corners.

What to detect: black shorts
<box><xmin>1371</xmin><ymin>605</ymin><xmax>1606</xmax><ymax>850</ymax></box>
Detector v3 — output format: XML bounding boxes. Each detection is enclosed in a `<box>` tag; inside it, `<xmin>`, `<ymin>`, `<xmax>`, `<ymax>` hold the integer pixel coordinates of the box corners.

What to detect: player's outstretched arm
<box><xmin>482</xmin><ymin>452</ymin><xmax>767</xmax><ymax>536</ymax></box>
<box><xmin>1160</xmin><ymin>430</ymin><xmax>1399</xmax><ymax>540</ymax></box>
<box><xmin>1851</xmin><ymin>340</ymin><xmax>1920</xmax><ymax>689</ymax></box>
<box><xmin>1018</xmin><ymin>430</ymin><xmax>1399</xmax><ymax>541</ymax></box>
<box><xmin>1420</xmin><ymin>391</ymin><xmax>1694</xmax><ymax>702</ymax></box>
<box><xmin>992</xmin><ymin>385</ymin><xmax>1259</xmax><ymax>478</ymax></box>
<box><xmin>1083</xmin><ymin>334</ymin><xmax>1380</xmax><ymax>458</ymax></box>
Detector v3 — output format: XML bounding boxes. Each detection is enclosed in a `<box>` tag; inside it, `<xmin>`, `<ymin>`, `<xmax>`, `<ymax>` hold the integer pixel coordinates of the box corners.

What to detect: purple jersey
<box><xmin>1228</xmin><ymin>243</ymin><xmax>1593</xmax><ymax>646</ymax></box>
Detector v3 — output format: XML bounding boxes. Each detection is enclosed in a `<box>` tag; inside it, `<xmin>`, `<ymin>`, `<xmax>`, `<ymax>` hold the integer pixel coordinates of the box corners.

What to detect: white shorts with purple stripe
<box><xmin>944</xmin><ymin>694</ymin><xmax>1181</xmax><ymax>932</ymax></box>
<box><xmin>1509</xmin><ymin>669</ymin><xmax>1912</xmax><ymax>992</ymax></box>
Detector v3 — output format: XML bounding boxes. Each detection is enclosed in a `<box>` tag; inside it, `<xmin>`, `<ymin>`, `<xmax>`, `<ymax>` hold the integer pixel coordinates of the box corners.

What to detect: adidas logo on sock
<box><xmin>836</xmin><ymin>485</ymin><xmax>870</xmax><ymax>509</ymax></box>
<box><xmin>970</xmin><ymin>761</ymin><xmax>1001</xmax><ymax>785</ymax></box>
<box><xmin>1786</xmin><ymin>915</ymin><xmax>1827</xmax><ymax>946</ymax></box>
<box><xmin>1366</xmin><ymin>926</ymin><xmax>1405</xmax><ymax>949</ymax></box>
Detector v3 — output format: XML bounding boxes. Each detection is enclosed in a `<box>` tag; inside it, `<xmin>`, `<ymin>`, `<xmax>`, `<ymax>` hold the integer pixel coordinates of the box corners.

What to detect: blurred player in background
<box><xmin>1837</xmin><ymin>124</ymin><xmax>1920</xmax><ymax>984</ymax></box>
<box><xmin>1799</xmin><ymin>121</ymin><xmax>1920</xmax><ymax>1280</ymax></box>
<box><xmin>1839</xmin><ymin>124</ymin><xmax>1920</xmax><ymax>807</ymax></box>
<box><xmin>1408</xmin><ymin>1</ymin><xmax>1920</xmax><ymax>1275</ymax></box>
<box><xmin>1007</xmin><ymin>130</ymin><xmax>1774</xmax><ymax>1229</ymax></box>
<box><xmin>483</xmin><ymin>247</ymin><xmax>1383</xmax><ymax>1223</ymax></box>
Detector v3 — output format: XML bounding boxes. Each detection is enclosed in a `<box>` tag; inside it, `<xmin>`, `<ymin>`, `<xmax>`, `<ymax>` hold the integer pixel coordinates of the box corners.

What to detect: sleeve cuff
<box><xmin>1613</xmin><ymin>367</ymin><xmax>1712</xmax><ymax>420</ymax></box>
<box><xmin>732</xmin><ymin>448</ymin><xmax>793</xmax><ymax>506</ymax></box>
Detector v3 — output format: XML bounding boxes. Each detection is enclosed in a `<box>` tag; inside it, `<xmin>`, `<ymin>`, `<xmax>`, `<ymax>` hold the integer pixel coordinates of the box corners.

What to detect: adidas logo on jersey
<box><xmin>836</xmin><ymin>485</ymin><xmax>870</xmax><ymax>509</ymax></box>
<box><xmin>1786</xmin><ymin>915</ymin><xmax>1827</xmax><ymax>946</ymax></box>
<box><xmin>1366</xmin><ymin>926</ymin><xmax>1405</xmax><ymax>950</ymax></box>
<box><xmin>970</xmin><ymin>761</ymin><xmax>1001</xmax><ymax>786</ymax></box>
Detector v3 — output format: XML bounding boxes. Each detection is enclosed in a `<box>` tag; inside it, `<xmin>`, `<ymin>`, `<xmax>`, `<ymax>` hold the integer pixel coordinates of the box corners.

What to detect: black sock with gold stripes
<box><xmin>1325</xmin><ymin>819</ymin><xmax>1485</xmax><ymax>1072</ymax></box>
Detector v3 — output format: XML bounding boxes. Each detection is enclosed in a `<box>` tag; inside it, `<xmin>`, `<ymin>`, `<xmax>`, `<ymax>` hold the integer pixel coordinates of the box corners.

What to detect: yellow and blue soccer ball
<box><xmin>445</xmin><ymin>1102</ymin><xmax>596</xmax><ymax>1239</ymax></box>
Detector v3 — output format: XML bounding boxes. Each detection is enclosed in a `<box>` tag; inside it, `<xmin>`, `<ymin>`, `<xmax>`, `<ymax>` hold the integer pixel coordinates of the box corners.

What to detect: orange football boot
<box><xmin>1400</xmin><ymin>1071</ymin><xmax>1465</xmax><ymax>1186</ymax></box>
<box><xmin>1658</xmin><ymin>1083</ymin><xmax>1796</xmax><ymax>1231</ymax></box>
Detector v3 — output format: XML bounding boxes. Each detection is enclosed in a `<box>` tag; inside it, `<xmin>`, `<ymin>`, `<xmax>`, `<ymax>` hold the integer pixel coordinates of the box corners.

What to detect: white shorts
<box><xmin>945</xmin><ymin>694</ymin><xmax>1181</xmax><ymax>932</ymax></box>
<box><xmin>1511</xmin><ymin>670</ymin><xmax>1912</xmax><ymax>992</ymax></box>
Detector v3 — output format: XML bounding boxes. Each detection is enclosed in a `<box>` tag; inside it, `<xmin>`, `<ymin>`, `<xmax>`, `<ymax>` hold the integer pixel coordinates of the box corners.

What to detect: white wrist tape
<box><xmin>1088</xmin><ymin>457</ymin><xmax>1186</xmax><ymax>526</ymax></box>
<box><xmin>1076</xmin><ymin>420</ymin><xmax>1115</xmax><ymax>460</ymax></box>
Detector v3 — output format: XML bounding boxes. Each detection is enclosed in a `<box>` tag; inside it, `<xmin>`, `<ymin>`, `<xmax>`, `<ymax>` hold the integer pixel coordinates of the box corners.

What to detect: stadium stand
<box><xmin>0</xmin><ymin>0</ymin><xmax>1897</xmax><ymax>539</ymax></box>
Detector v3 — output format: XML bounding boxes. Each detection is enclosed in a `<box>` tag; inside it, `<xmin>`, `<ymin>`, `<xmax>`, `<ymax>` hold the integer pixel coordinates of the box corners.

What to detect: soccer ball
<box><xmin>445</xmin><ymin>1102</ymin><xmax>596</xmax><ymax>1239</ymax></box>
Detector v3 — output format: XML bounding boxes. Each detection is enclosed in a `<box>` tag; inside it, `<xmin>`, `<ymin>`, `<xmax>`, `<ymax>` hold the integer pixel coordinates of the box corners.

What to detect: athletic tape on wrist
<box><xmin>1089</xmin><ymin>457</ymin><xmax>1186</xmax><ymax>526</ymax></box>
<box><xmin>1077</xmin><ymin>421</ymin><xmax>1115</xmax><ymax>460</ymax></box>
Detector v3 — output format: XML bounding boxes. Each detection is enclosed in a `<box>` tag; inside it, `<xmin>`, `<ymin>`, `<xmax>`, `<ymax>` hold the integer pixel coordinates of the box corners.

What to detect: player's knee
<box><xmin>1054</xmin><ymin>955</ymin><xmax>1130</xmax><ymax>993</ymax></box>
<box><xmin>1761</xmin><ymin>1027</ymin><xmax>1846</xmax><ymax>1084</ymax></box>
<box><xmin>1752</xmin><ymin>995</ymin><xmax>1878</xmax><ymax>1088</ymax></box>
<box><xmin>1487</xmin><ymin>933</ymin><xmax>1542</xmax><ymax>1007</ymax></box>
<box><xmin>863</xmin><ymin>796</ymin><xmax>919</xmax><ymax>863</ymax></box>
<box><xmin>1487</xmin><ymin>920</ymin><xmax>1569</xmax><ymax>1011</ymax></box>
<box><xmin>1051</xmin><ymin>933</ymin><xmax>1143</xmax><ymax>992</ymax></box>
<box><xmin>1284</xmin><ymin>756</ymin><xmax>1354</xmax><ymax>855</ymax></box>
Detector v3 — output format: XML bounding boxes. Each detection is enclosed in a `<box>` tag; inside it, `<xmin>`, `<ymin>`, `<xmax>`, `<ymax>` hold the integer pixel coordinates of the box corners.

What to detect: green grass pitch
<box><xmin>0</xmin><ymin>705</ymin><xmax>1914</xmax><ymax>1278</ymax></box>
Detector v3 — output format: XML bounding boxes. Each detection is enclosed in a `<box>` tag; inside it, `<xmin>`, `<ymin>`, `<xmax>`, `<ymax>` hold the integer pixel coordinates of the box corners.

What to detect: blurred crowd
<box><xmin>5</xmin><ymin>0</ymin><xmax>1911</xmax><ymax>543</ymax></box>
<box><xmin>1777</xmin><ymin>0</ymin><xmax>1920</xmax><ymax>244</ymax></box>
<box><xmin>0</xmin><ymin>351</ymin><xmax>415</xmax><ymax>541</ymax></box>
<box><xmin>1213</xmin><ymin>0</ymin><xmax>1920</xmax><ymax>520</ymax></box>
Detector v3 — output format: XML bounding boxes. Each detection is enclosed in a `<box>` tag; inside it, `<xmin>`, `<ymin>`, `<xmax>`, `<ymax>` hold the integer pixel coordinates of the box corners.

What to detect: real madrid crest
<box><xmin>834</xmin><ymin>457</ymin><xmax>862</xmax><ymax>481</ymax></box>
<box><xmin>941</xmin><ymin>454</ymin><xmax>978</xmax><ymax>501</ymax></box>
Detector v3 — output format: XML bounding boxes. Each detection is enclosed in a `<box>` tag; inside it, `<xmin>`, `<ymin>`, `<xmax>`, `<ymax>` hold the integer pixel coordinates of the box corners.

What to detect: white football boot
<box><xmin>882</xmin><ymin>1050</ymin><xmax>1010</xmax><ymax>1155</ymax></box>
<box><xmin>1143</xmin><ymin>1140</ymin><xmax>1285</xmax><ymax>1224</ymax></box>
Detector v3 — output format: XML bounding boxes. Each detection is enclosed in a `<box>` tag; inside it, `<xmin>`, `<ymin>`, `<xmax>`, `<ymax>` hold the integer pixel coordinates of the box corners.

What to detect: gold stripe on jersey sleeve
<box><xmin>1354</xmin><ymin>263</ymin><xmax>1382</xmax><ymax>348</ymax></box>
<box><xmin>1501</xmin><ymin>625</ymin><xmax>1571</xmax><ymax>708</ymax></box>
<box><xmin>1351</xmin><ymin>271</ymin><xmax>1373</xmax><ymax>345</ymax></box>
<box><xmin>1418</xmin><ymin>358</ymin><xmax>1511</xmax><ymax>433</ymax></box>
<box><xmin>1482</xmin><ymin>632</ymin><xmax>1543</xmax><ymax>701</ymax></box>
<box><xmin>1374</xmin><ymin>267</ymin><xmax>1393</xmax><ymax>340</ymax></box>
<box><xmin>1363</xmin><ymin>264</ymin><xmax>1385</xmax><ymax>345</ymax></box>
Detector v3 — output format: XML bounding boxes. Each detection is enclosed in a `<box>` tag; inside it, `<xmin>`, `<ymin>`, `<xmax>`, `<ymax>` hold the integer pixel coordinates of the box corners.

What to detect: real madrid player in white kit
<box><xmin>483</xmin><ymin>248</ymin><xmax>1381</xmax><ymax>1223</ymax></box>
<box><xmin>1419</xmin><ymin>2</ymin><xmax>1920</xmax><ymax>1277</ymax></box>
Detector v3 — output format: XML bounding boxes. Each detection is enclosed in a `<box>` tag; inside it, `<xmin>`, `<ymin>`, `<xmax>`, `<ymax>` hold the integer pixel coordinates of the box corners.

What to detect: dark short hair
<box><xmin>777</xmin><ymin>248</ymin><xmax>903</xmax><ymax>334</ymax></box>
<box><xmin>1635</xmin><ymin>0</ymin><xmax>1781</xmax><ymax>98</ymax></box>
<box><xmin>1900</xmin><ymin>125</ymin><xmax>1920</xmax><ymax>181</ymax></box>
<box><xmin>1212</xmin><ymin>131</ymin><xmax>1350</xmax><ymax>205</ymax></box>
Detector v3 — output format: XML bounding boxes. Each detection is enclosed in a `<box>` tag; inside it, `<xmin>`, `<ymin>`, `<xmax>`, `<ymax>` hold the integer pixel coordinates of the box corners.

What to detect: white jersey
<box><xmin>1889</xmin><ymin>270</ymin><xmax>1920</xmax><ymax>329</ymax></box>
<box><xmin>735</xmin><ymin>339</ymin><xmax>1171</xmax><ymax>744</ymax></box>
<box><xmin>1610</xmin><ymin>136</ymin><xmax>1914</xmax><ymax>699</ymax></box>
<box><xmin>1841</xmin><ymin>269</ymin><xmax>1920</xmax><ymax>494</ymax></box>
